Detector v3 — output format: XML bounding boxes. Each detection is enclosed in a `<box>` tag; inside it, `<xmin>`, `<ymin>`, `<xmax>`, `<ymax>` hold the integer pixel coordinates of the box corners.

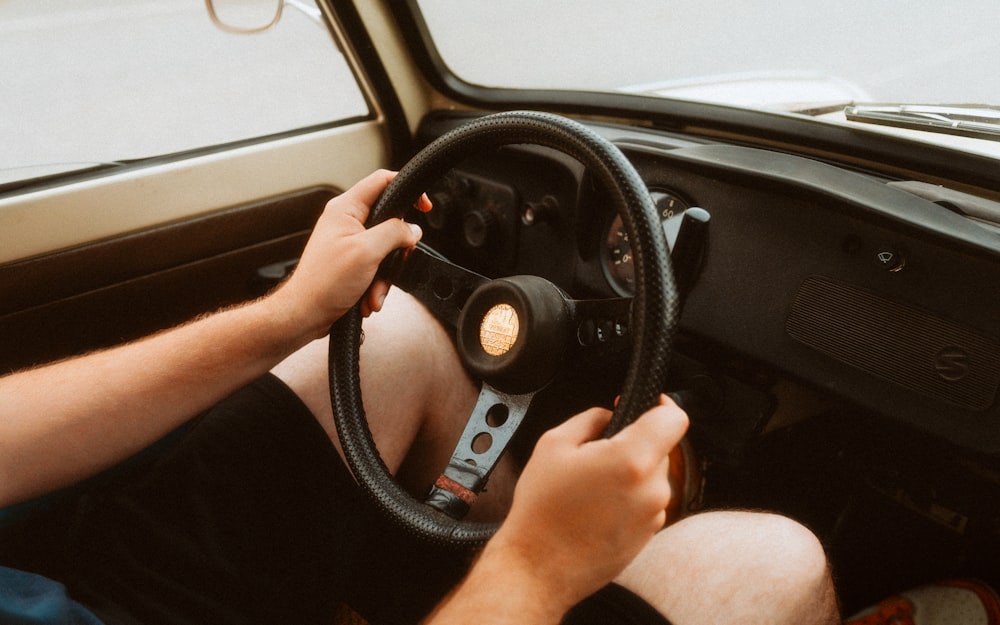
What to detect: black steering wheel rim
<box><xmin>329</xmin><ymin>111</ymin><xmax>679</xmax><ymax>548</ymax></box>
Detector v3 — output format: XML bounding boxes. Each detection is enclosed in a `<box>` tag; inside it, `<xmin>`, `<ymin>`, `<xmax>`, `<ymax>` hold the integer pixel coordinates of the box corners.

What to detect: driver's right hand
<box><xmin>483</xmin><ymin>394</ymin><xmax>689</xmax><ymax>613</ymax></box>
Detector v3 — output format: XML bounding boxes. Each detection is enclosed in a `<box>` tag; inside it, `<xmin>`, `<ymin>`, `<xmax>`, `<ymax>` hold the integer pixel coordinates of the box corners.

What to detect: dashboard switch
<box><xmin>463</xmin><ymin>210</ymin><xmax>497</xmax><ymax>249</ymax></box>
<box><xmin>874</xmin><ymin>248</ymin><xmax>905</xmax><ymax>272</ymax></box>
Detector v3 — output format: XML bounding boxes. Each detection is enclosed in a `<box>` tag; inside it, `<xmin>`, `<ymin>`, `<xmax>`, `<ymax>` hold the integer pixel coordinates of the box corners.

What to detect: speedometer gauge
<box><xmin>602</xmin><ymin>189</ymin><xmax>689</xmax><ymax>296</ymax></box>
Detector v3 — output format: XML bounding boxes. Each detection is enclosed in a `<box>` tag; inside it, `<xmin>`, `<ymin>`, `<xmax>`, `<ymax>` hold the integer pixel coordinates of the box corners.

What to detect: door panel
<box><xmin>0</xmin><ymin>123</ymin><xmax>392</xmax><ymax>373</ymax></box>
<box><xmin>1</xmin><ymin>187</ymin><xmax>337</xmax><ymax>372</ymax></box>
<box><xmin>0</xmin><ymin>123</ymin><xmax>388</xmax><ymax>265</ymax></box>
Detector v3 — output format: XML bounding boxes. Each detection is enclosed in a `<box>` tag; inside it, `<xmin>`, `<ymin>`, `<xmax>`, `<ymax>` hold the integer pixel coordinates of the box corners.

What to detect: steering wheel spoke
<box><xmin>425</xmin><ymin>383</ymin><xmax>535</xmax><ymax>519</ymax></box>
<box><xmin>381</xmin><ymin>244</ymin><xmax>488</xmax><ymax>331</ymax></box>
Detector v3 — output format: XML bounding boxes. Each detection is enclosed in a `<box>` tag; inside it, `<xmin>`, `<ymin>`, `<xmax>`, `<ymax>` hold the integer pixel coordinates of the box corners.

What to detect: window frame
<box><xmin>0</xmin><ymin>0</ymin><xmax>388</xmax><ymax>198</ymax></box>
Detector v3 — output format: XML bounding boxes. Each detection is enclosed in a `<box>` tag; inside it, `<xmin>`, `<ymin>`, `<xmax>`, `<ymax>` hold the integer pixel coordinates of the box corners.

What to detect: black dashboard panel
<box><xmin>622</xmin><ymin>144</ymin><xmax>1000</xmax><ymax>453</ymax></box>
<box><xmin>415</xmin><ymin>114</ymin><xmax>1000</xmax><ymax>456</ymax></box>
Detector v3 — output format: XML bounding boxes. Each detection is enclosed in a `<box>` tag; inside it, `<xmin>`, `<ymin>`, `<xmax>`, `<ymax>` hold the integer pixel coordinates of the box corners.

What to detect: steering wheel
<box><xmin>328</xmin><ymin>111</ymin><xmax>678</xmax><ymax>548</ymax></box>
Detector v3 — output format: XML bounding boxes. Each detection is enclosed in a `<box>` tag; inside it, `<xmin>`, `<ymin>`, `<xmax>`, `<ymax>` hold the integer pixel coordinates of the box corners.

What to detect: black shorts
<box><xmin>9</xmin><ymin>375</ymin><xmax>668</xmax><ymax>625</ymax></box>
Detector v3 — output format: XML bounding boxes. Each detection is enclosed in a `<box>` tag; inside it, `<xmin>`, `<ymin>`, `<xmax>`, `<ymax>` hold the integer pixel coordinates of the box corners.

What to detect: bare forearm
<box><xmin>0</xmin><ymin>295</ymin><xmax>310</xmax><ymax>508</ymax></box>
<box><xmin>423</xmin><ymin>538</ymin><xmax>575</xmax><ymax>625</ymax></box>
<box><xmin>0</xmin><ymin>170</ymin><xmax>423</xmax><ymax>509</ymax></box>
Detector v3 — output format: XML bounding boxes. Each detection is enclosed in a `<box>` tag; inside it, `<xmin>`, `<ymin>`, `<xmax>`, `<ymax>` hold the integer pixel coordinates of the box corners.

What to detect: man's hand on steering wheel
<box><xmin>271</xmin><ymin>169</ymin><xmax>429</xmax><ymax>343</ymax></box>
<box><xmin>425</xmin><ymin>395</ymin><xmax>688</xmax><ymax>624</ymax></box>
<box><xmin>494</xmin><ymin>394</ymin><xmax>689</xmax><ymax>609</ymax></box>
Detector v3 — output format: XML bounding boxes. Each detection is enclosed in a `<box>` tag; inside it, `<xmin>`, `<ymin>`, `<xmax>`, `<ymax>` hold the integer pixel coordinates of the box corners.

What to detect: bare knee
<box><xmin>272</xmin><ymin>289</ymin><xmax>475</xmax><ymax>472</ymax></box>
<box><xmin>617</xmin><ymin>510</ymin><xmax>839</xmax><ymax>625</ymax></box>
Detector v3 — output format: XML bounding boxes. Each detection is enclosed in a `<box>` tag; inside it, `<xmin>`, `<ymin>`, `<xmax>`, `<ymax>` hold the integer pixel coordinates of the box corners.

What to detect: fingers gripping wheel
<box><xmin>328</xmin><ymin>111</ymin><xmax>679</xmax><ymax>548</ymax></box>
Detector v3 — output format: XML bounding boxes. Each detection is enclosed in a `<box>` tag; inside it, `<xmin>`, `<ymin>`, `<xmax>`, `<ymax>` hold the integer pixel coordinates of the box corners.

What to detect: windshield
<box><xmin>414</xmin><ymin>0</ymin><xmax>1000</xmax><ymax>150</ymax></box>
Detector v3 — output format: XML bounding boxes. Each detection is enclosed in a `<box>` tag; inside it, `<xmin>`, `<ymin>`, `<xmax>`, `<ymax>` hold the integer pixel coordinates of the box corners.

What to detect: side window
<box><xmin>0</xmin><ymin>0</ymin><xmax>368</xmax><ymax>190</ymax></box>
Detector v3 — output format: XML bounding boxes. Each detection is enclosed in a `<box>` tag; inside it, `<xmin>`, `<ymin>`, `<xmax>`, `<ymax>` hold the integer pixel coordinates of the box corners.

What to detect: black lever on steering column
<box><xmin>668</xmin><ymin>207</ymin><xmax>711</xmax><ymax>300</ymax></box>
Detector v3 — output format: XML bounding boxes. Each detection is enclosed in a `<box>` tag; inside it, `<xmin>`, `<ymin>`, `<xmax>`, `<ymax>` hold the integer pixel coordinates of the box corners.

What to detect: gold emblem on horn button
<box><xmin>479</xmin><ymin>303</ymin><xmax>519</xmax><ymax>356</ymax></box>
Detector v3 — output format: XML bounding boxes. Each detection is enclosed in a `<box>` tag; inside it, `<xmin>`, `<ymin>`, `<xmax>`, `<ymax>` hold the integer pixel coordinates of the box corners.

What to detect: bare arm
<box><xmin>424</xmin><ymin>396</ymin><xmax>688</xmax><ymax>624</ymax></box>
<box><xmin>0</xmin><ymin>170</ymin><xmax>425</xmax><ymax>509</ymax></box>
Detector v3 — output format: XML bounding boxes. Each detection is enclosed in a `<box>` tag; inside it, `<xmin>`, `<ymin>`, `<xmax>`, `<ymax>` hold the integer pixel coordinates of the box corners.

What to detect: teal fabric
<box><xmin>0</xmin><ymin>567</ymin><xmax>104</xmax><ymax>625</ymax></box>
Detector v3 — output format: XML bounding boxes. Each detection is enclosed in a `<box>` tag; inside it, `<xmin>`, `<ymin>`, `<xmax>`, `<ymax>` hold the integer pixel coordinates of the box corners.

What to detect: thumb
<box><xmin>362</xmin><ymin>218</ymin><xmax>422</xmax><ymax>261</ymax></box>
<box><xmin>547</xmin><ymin>407</ymin><xmax>614</xmax><ymax>446</ymax></box>
<box><xmin>611</xmin><ymin>395</ymin><xmax>688</xmax><ymax>458</ymax></box>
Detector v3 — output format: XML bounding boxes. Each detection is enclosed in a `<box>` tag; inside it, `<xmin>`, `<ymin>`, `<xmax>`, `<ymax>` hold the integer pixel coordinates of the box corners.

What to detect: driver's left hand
<box><xmin>270</xmin><ymin>169</ymin><xmax>431</xmax><ymax>340</ymax></box>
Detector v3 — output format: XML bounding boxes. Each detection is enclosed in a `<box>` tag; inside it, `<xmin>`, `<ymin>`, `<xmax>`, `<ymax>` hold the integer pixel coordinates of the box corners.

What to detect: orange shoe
<box><xmin>846</xmin><ymin>579</ymin><xmax>1000</xmax><ymax>625</ymax></box>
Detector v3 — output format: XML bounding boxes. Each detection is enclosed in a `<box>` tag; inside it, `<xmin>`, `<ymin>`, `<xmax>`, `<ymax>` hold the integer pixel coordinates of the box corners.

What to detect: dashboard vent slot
<box><xmin>786</xmin><ymin>276</ymin><xmax>1000</xmax><ymax>411</ymax></box>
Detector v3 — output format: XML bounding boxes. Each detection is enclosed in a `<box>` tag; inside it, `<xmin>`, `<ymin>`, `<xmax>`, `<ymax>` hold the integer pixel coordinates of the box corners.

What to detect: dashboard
<box><xmin>414</xmin><ymin>113</ymin><xmax>1000</xmax><ymax>458</ymax></box>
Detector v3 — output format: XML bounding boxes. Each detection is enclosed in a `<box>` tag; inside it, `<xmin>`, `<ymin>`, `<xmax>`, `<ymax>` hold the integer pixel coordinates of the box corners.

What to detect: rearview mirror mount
<box><xmin>205</xmin><ymin>0</ymin><xmax>283</xmax><ymax>34</ymax></box>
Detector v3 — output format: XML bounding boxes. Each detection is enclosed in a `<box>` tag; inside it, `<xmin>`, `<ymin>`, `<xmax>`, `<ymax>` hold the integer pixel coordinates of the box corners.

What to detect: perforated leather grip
<box><xmin>329</xmin><ymin>111</ymin><xmax>678</xmax><ymax>547</ymax></box>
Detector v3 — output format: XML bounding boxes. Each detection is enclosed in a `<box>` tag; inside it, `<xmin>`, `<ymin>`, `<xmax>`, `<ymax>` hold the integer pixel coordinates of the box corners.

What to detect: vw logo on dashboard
<box><xmin>479</xmin><ymin>303</ymin><xmax>519</xmax><ymax>356</ymax></box>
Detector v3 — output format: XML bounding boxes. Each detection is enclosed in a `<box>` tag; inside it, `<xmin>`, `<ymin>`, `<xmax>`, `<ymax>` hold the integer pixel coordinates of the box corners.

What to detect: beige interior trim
<box><xmin>351</xmin><ymin>0</ymin><xmax>436</xmax><ymax>134</ymax></box>
<box><xmin>0</xmin><ymin>122</ymin><xmax>389</xmax><ymax>265</ymax></box>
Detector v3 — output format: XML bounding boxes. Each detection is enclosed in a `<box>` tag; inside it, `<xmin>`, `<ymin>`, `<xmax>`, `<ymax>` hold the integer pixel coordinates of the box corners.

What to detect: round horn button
<box><xmin>479</xmin><ymin>303</ymin><xmax>519</xmax><ymax>356</ymax></box>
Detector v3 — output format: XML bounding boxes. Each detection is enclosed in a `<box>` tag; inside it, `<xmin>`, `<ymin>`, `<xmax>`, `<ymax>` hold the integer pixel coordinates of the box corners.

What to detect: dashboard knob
<box><xmin>874</xmin><ymin>247</ymin><xmax>906</xmax><ymax>272</ymax></box>
<box><xmin>463</xmin><ymin>210</ymin><xmax>497</xmax><ymax>249</ymax></box>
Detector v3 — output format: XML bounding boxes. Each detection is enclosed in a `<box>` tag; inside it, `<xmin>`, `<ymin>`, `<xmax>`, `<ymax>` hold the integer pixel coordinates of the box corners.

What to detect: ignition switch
<box><xmin>521</xmin><ymin>195</ymin><xmax>560</xmax><ymax>225</ymax></box>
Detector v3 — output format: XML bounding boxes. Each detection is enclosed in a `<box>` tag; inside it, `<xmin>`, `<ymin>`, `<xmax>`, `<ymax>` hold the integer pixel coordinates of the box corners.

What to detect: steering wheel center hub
<box><xmin>457</xmin><ymin>275</ymin><xmax>569</xmax><ymax>395</ymax></box>
<box><xmin>479</xmin><ymin>303</ymin><xmax>519</xmax><ymax>356</ymax></box>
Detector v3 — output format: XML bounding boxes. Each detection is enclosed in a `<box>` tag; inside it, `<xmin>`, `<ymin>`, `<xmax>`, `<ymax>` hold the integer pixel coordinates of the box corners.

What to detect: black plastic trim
<box><xmin>623</xmin><ymin>143</ymin><xmax>1000</xmax><ymax>260</ymax></box>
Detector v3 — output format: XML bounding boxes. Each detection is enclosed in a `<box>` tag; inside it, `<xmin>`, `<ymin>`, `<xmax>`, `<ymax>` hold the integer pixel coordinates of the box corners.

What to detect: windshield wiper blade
<box><xmin>844</xmin><ymin>103</ymin><xmax>1000</xmax><ymax>142</ymax></box>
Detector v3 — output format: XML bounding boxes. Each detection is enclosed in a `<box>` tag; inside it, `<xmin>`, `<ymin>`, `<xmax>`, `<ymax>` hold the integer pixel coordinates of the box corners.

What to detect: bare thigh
<box><xmin>271</xmin><ymin>289</ymin><xmax>517</xmax><ymax>519</ymax></box>
<box><xmin>616</xmin><ymin>510</ymin><xmax>840</xmax><ymax>625</ymax></box>
<box><xmin>274</xmin><ymin>293</ymin><xmax>839</xmax><ymax>624</ymax></box>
